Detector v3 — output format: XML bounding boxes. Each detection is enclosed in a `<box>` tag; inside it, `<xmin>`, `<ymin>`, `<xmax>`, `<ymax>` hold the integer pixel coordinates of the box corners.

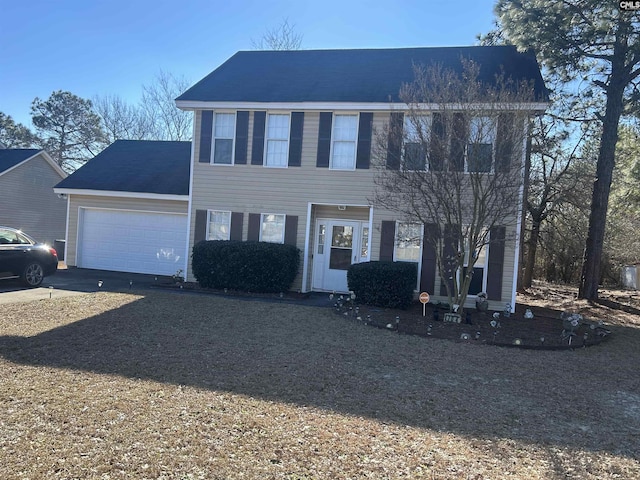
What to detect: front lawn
<box><xmin>0</xmin><ymin>290</ymin><xmax>638</xmax><ymax>479</ymax></box>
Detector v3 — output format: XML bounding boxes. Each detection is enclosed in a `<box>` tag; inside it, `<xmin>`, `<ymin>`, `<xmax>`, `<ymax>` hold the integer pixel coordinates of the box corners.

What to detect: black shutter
<box><xmin>251</xmin><ymin>111</ymin><xmax>266</xmax><ymax>165</ymax></box>
<box><xmin>199</xmin><ymin>111</ymin><xmax>213</xmax><ymax>163</ymax></box>
<box><xmin>450</xmin><ymin>113</ymin><xmax>467</xmax><ymax>172</ymax></box>
<box><xmin>430</xmin><ymin>112</ymin><xmax>445</xmax><ymax>171</ymax></box>
<box><xmin>356</xmin><ymin>112</ymin><xmax>373</xmax><ymax>169</ymax></box>
<box><xmin>288</xmin><ymin>112</ymin><xmax>304</xmax><ymax>167</ymax></box>
<box><xmin>194</xmin><ymin>209</ymin><xmax>208</xmax><ymax>243</ymax></box>
<box><xmin>230</xmin><ymin>212</ymin><xmax>243</xmax><ymax>241</ymax></box>
<box><xmin>420</xmin><ymin>223</ymin><xmax>439</xmax><ymax>294</ymax></box>
<box><xmin>487</xmin><ymin>226</ymin><xmax>506</xmax><ymax>300</ymax></box>
<box><xmin>316</xmin><ymin>112</ymin><xmax>332</xmax><ymax>168</ymax></box>
<box><xmin>495</xmin><ymin>113</ymin><xmax>515</xmax><ymax>173</ymax></box>
<box><xmin>235</xmin><ymin>111</ymin><xmax>249</xmax><ymax>165</ymax></box>
<box><xmin>379</xmin><ymin>220</ymin><xmax>396</xmax><ymax>262</ymax></box>
<box><xmin>439</xmin><ymin>224</ymin><xmax>458</xmax><ymax>296</ymax></box>
<box><xmin>386</xmin><ymin>112</ymin><xmax>403</xmax><ymax>170</ymax></box>
<box><xmin>284</xmin><ymin>215</ymin><xmax>298</xmax><ymax>246</ymax></box>
<box><xmin>248</xmin><ymin>213</ymin><xmax>261</xmax><ymax>241</ymax></box>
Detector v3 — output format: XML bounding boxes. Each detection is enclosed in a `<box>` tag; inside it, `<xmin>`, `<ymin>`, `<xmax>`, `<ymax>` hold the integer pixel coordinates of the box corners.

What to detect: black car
<box><xmin>0</xmin><ymin>227</ymin><xmax>58</xmax><ymax>287</ymax></box>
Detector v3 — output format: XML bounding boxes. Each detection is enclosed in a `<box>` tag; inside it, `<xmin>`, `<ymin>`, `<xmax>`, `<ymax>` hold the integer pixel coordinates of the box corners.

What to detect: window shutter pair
<box><xmin>199</xmin><ymin>111</ymin><xmax>249</xmax><ymax>164</ymax></box>
<box><xmin>194</xmin><ymin>210</ymin><xmax>244</xmax><ymax>243</ymax></box>
<box><xmin>316</xmin><ymin>112</ymin><xmax>373</xmax><ymax>169</ymax></box>
<box><xmin>250</xmin><ymin>111</ymin><xmax>304</xmax><ymax>167</ymax></box>
<box><xmin>247</xmin><ymin>213</ymin><xmax>298</xmax><ymax>246</ymax></box>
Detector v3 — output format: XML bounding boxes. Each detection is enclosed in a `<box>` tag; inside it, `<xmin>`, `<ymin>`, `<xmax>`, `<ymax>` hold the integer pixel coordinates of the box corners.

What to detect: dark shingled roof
<box><xmin>0</xmin><ymin>149</ymin><xmax>41</xmax><ymax>174</ymax></box>
<box><xmin>177</xmin><ymin>46</ymin><xmax>548</xmax><ymax>103</ymax></box>
<box><xmin>55</xmin><ymin>140</ymin><xmax>191</xmax><ymax>196</ymax></box>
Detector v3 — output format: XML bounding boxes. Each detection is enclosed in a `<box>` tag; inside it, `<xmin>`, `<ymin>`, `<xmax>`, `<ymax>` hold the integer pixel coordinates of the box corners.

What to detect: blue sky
<box><xmin>1</xmin><ymin>0</ymin><xmax>497</xmax><ymax>127</ymax></box>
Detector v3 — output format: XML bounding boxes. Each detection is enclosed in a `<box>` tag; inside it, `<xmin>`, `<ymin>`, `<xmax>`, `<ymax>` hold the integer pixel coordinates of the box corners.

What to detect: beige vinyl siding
<box><xmin>65</xmin><ymin>195</ymin><xmax>188</xmax><ymax>266</ymax></box>
<box><xmin>0</xmin><ymin>154</ymin><xmax>66</xmax><ymax>245</ymax></box>
<box><xmin>190</xmin><ymin>110</ymin><xmax>521</xmax><ymax>300</ymax></box>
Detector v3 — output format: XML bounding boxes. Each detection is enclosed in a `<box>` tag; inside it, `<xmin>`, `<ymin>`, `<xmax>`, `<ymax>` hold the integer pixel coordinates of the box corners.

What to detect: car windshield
<box><xmin>0</xmin><ymin>229</ymin><xmax>34</xmax><ymax>245</ymax></box>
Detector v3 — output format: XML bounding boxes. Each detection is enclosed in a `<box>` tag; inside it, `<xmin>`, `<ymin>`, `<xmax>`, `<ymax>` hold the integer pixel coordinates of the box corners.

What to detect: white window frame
<box><xmin>211</xmin><ymin>112</ymin><xmax>236</xmax><ymax>166</ymax></box>
<box><xmin>264</xmin><ymin>112</ymin><xmax>291</xmax><ymax>168</ymax></box>
<box><xmin>466</xmin><ymin>116</ymin><xmax>496</xmax><ymax>173</ymax></box>
<box><xmin>394</xmin><ymin>222</ymin><xmax>423</xmax><ymax>263</ymax></box>
<box><xmin>207</xmin><ymin>210</ymin><xmax>232</xmax><ymax>241</ymax></box>
<box><xmin>329</xmin><ymin>113</ymin><xmax>359</xmax><ymax>171</ymax></box>
<box><xmin>260</xmin><ymin>213</ymin><xmax>286</xmax><ymax>244</ymax></box>
<box><xmin>402</xmin><ymin>114</ymin><xmax>430</xmax><ymax>171</ymax></box>
<box><xmin>394</xmin><ymin>221</ymin><xmax>423</xmax><ymax>291</ymax></box>
<box><xmin>461</xmin><ymin>227</ymin><xmax>489</xmax><ymax>297</ymax></box>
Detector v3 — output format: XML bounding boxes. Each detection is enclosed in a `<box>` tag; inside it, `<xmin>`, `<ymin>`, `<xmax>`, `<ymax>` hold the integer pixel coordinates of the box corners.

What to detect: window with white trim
<box><xmin>467</xmin><ymin>116</ymin><xmax>496</xmax><ymax>173</ymax></box>
<box><xmin>394</xmin><ymin>222</ymin><xmax>423</xmax><ymax>262</ymax></box>
<box><xmin>260</xmin><ymin>213</ymin><xmax>285</xmax><ymax>243</ymax></box>
<box><xmin>207</xmin><ymin>210</ymin><xmax>231</xmax><ymax>240</ymax></box>
<box><xmin>330</xmin><ymin>114</ymin><xmax>358</xmax><ymax>170</ymax></box>
<box><xmin>462</xmin><ymin>228</ymin><xmax>488</xmax><ymax>295</ymax></box>
<box><xmin>265</xmin><ymin>113</ymin><xmax>290</xmax><ymax>167</ymax></box>
<box><xmin>403</xmin><ymin>115</ymin><xmax>430</xmax><ymax>171</ymax></box>
<box><xmin>212</xmin><ymin>113</ymin><xmax>235</xmax><ymax>165</ymax></box>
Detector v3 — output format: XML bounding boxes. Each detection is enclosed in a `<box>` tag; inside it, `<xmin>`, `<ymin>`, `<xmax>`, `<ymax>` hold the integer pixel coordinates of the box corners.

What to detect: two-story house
<box><xmin>176</xmin><ymin>46</ymin><xmax>547</xmax><ymax>309</ymax></box>
<box><xmin>56</xmin><ymin>46</ymin><xmax>546</xmax><ymax>311</ymax></box>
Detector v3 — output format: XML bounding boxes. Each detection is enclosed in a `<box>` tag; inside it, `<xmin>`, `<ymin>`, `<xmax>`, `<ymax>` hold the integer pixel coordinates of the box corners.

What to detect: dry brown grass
<box><xmin>0</xmin><ymin>287</ymin><xmax>639</xmax><ymax>479</ymax></box>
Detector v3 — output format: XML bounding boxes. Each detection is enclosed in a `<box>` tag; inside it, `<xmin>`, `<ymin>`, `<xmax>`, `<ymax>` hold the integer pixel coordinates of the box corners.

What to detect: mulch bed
<box><xmin>333</xmin><ymin>298</ymin><xmax>611</xmax><ymax>349</ymax></box>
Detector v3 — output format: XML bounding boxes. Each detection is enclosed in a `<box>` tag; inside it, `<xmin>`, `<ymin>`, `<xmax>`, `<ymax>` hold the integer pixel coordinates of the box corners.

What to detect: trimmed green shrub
<box><xmin>192</xmin><ymin>240</ymin><xmax>300</xmax><ymax>293</ymax></box>
<box><xmin>347</xmin><ymin>261</ymin><xmax>417</xmax><ymax>309</ymax></box>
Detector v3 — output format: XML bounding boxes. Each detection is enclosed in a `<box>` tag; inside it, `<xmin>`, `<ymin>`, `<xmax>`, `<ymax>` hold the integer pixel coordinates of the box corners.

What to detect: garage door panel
<box><xmin>79</xmin><ymin>209</ymin><xmax>187</xmax><ymax>276</ymax></box>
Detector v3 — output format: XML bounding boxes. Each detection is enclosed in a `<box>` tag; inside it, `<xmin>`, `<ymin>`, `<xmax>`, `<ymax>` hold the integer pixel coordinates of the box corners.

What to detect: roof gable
<box><xmin>54</xmin><ymin>140</ymin><xmax>191</xmax><ymax>196</ymax></box>
<box><xmin>0</xmin><ymin>149</ymin><xmax>42</xmax><ymax>174</ymax></box>
<box><xmin>177</xmin><ymin>46</ymin><xmax>548</xmax><ymax>104</ymax></box>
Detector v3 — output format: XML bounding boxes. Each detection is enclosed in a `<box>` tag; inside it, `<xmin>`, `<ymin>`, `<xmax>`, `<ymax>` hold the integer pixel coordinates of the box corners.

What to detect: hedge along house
<box><xmin>176</xmin><ymin>46</ymin><xmax>547</xmax><ymax>309</ymax></box>
<box><xmin>54</xmin><ymin>141</ymin><xmax>191</xmax><ymax>276</ymax></box>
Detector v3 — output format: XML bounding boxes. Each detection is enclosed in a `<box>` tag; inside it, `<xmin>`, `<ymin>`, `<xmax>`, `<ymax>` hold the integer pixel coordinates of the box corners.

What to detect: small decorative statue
<box><xmin>475</xmin><ymin>292</ymin><xmax>489</xmax><ymax>312</ymax></box>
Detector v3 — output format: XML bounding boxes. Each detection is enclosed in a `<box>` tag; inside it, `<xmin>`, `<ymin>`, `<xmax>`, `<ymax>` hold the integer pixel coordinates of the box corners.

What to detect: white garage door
<box><xmin>79</xmin><ymin>209</ymin><xmax>188</xmax><ymax>276</ymax></box>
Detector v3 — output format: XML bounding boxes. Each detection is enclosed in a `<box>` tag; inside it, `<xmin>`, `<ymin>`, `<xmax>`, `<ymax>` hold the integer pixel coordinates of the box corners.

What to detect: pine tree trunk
<box><xmin>578</xmin><ymin>53</ymin><xmax>628</xmax><ymax>299</ymax></box>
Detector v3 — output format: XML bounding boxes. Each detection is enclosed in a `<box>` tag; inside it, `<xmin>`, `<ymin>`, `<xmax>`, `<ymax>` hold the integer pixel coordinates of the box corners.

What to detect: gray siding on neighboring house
<box><xmin>0</xmin><ymin>154</ymin><xmax>66</xmax><ymax>245</ymax></box>
<box><xmin>64</xmin><ymin>195</ymin><xmax>188</xmax><ymax>267</ymax></box>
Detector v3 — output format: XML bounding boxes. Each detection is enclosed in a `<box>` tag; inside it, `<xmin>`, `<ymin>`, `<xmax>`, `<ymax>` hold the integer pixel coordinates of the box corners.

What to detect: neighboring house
<box><xmin>54</xmin><ymin>140</ymin><xmax>191</xmax><ymax>276</ymax></box>
<box><xmin>176</xmin><ymin>46</ymin><xmax>547</xmax><ymax>310</ymax></box>
<box><xmin>0</xmin><ymin>148</ymin><xmax>67</xmax><ymax>246</ymax></box>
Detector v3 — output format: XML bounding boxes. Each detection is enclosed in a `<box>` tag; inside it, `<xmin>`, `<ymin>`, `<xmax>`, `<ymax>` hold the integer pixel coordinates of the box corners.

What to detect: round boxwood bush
<box><xmin>347</xmin><ymin>261</ymin><xmax>417</xmax><ymax>309</ymax></box>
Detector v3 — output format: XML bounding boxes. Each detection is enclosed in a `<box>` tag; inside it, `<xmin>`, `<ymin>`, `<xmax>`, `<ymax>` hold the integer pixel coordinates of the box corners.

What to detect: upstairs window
<box><xmin>467</xmin><ymin>116</ymin><xmax>496</xmax><ymax>173</ymax></box>
<box><xmin>265</xmin><ymin>114</ymin><xmax>290</xmax><ymax>167</ymax></box>
<box><xmin>403</xmin><ymin>115</ymin><xmax>429</xmax><ymax>171</ymax></box>
<box><xmin>212</xmin><ymin>113</ymin><xmax>236</xmax><ymax>165</ymax></box>
<box><xmin>330</xmin><ymin>114</ymin><xmax>358</xmax><ymax>170</ymax></box>
<box><xmin>207</xmin><ymin>210</ymin><xmax>231</xmax><ymax>240</ymax></box>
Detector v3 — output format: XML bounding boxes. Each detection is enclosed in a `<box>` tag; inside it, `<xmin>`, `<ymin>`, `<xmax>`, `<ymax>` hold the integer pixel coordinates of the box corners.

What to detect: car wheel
<box><xmin>21</xmin><ymin>262</ymin><xmax>44</xmax><ymax>287</ymax></box>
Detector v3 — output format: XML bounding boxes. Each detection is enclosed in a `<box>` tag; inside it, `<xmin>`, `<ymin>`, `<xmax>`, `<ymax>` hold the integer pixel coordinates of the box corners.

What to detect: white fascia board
<box><xmin>53</xmin><ymin>188</ymin><xmax>189</xmax><ymax>202</ymax></box>
<box><xmin>176</xmin><ymin>100</ymin><xmax>549</xmax><ymax>113</ymax></box>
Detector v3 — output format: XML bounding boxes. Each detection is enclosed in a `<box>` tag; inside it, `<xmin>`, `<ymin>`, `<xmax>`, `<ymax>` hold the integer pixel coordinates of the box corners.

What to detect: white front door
<box><xmin>312</xmin><ymin>219</ymin><xmax>369</xmax><ymax>292</ymax></box>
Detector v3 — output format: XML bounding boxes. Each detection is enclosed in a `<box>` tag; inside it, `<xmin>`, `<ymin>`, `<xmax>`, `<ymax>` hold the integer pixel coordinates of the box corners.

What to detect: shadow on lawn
<box><xmin>0</xmin><ymin>292</ymin><xmax>639</xmax><ymax>461</ymax></box>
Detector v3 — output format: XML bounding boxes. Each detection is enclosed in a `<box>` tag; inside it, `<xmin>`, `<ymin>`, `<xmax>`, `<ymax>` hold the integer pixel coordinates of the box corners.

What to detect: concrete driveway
<box><xmin>0</xmin><ymin>265</ymin><xmax>170</xmax><ymax>304</ymax></box>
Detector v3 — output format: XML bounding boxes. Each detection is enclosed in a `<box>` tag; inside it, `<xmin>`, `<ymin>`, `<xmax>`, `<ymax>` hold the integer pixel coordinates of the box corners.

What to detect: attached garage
<box><xmin>78</xmin><ymin>208</ymin><xmax>187</xmax><ymax>276</ymax></box>
<box><xmin>54</xmin><ymin>140</ymin><xmax>192</xmax><ymax>277</ymax></box>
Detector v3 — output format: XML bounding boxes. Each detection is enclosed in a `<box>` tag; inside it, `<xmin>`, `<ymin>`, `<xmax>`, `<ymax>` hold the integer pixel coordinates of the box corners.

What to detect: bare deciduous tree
<box><xmin>141</xmin><ymin>70</ymin><xmax>193</xmax><ymax>141</ymax></box>
<box><xmin>373</xmin><ymin>62</ymin><xmax>539</xmax><ymax>312</ymax></box>
<box><xmin>93</xmin><ymin>94</ymin><xmax>155</xmax><ymax>143</ymax></box>
<box><xmin>251</xmin><ymin>18</ymin><xmax>303</xmax><ymax>51</ymax></box>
